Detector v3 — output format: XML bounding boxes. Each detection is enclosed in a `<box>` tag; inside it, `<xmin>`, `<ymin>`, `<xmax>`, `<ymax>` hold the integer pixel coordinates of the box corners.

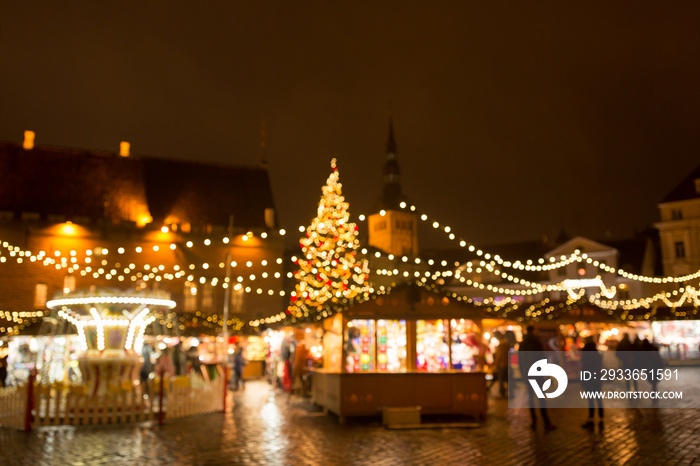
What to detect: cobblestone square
<box><xmin>1</xmin><ymin>380</ymin><xmax>698</xmax><ymax>465</ymax></box>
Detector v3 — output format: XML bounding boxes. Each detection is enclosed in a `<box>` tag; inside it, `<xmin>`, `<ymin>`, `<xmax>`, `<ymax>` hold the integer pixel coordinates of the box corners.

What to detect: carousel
<box><xmin>46</xmin><ymin>288</ymin><xmax>176</xmax><ymax>396</ymax></box>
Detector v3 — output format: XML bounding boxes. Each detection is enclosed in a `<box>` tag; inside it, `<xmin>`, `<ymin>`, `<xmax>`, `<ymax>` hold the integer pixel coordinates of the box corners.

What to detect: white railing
<box><xmin>0</xmin><ymin>365</ymin><xmax>226</xmax><ymax>430</ymax></box>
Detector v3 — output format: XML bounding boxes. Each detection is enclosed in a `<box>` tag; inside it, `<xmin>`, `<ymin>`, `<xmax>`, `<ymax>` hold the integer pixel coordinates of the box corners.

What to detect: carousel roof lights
<box><xmin>47</xmin><ymin>296</ymin><xmax>176</xmax><ymax>309</ymax></box>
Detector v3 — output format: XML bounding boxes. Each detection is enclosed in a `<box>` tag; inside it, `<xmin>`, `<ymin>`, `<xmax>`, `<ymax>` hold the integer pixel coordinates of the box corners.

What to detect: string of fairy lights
<box><xmin>1</xmin><ymin>234</ymin><xmax>696</xmax><ymax>310</ymax></box>
<box><xmin>1</xmin><ymin>232</ymin><xmax>690</xmax><ymax>294</ymax></box>
<box><xmin>0</xmin><ymin>239</ymin><xmax>697</xmax><ymax>318</ymax></box>
<box><xmin>2</xmin><ymin>195</ymin><xmax>697</xmax><ymax>284</ymax></box>
<box><xmin>0</xmin><ymin>196</ymin><xmax>699</xmax><ymax>333</ymax></box>
<box><xmin>0</xmin><ymin>310</ymin><xmax>46</xmax><ymax>334</ymax></box>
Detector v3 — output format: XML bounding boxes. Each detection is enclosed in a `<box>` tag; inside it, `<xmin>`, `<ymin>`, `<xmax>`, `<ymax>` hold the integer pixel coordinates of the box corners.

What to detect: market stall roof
<box><xmin>496</xmin><ymin>299</ymin><xmax>603</xmax><ymax>324</ymax></box>
<box><xmin>619</xmin><ymin>305</ymin><xmax>699</xmax><ymax>322</ymax></box>
<box><xmin>0</xmin><ymin>310</ymin><xmax>52</xmax><ymax>337</ymax></box>
<box><xmin>553</xmin><ymin>305</ymin><xmax>619</xmax><ymax>324</ymax></box>
<box><xmin>343</xmin><ymin>282</ymin><xmax>493</xmax><ymax>321</ymax></box>
<box><xmin>147</xmin><ymin>311</ymin><xmax>247</xmax><ymax>337</ymax></box>
<box><xmin>497</xmin><ymin>299</ymin><xmax>699</xmax><ymax>325</ymax></box>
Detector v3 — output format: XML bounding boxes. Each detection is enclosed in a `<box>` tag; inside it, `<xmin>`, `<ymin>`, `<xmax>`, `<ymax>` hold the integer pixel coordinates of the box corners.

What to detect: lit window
<box><xmin>345</xmin><ymin>319</ymin><xmax>376</xmax><ymax>372</ymax></box>
<box><xmin>184</xmin><ymin>285</ymin><xmax>198</xmax><ymax>311</ymax></box>
<box><xmin>63</xmin><ymin>275</ymin><xmax>76</xmax><ymax>294</ymax></box>
<box><xmin>231</xmin><ymin>287</ymin><xmax>244</xmax><ymax>313</ymax></box>
<box><xmin>377</xmin><ymin>320</ymin><xmax>406</xmax><ymax>372</ymax></box>
<box><xmin>34</xmin><ymin>284</ymin><xmax>48</xmax><ymax>308</ymax></box>
<box><xmin>265</xmin><ymin>208</ymin><xmax>275</xmax><ymax>229</ymax></box>
<box><xmin>202</xmin><ymin>284</ymin><xmax>214</xmax><ymax>310</ymax></box>
<box><xmin>416</xmin><ymin>320</ymin><xmax>449</xmax><ymax>372</ymax></box>
<box><xmin>450</xmin><ymin>319</ymin><xmax>480</xmax><ymax>372</ymax></box>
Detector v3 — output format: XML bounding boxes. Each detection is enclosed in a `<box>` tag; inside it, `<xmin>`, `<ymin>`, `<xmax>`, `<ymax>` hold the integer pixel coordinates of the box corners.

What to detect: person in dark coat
<box><xmin>518</xmin><ymin>325</ymin><xmax>556</xmax><ymax>431</ymax></box>
<box><xmin>140</xmin><ymin>343</ymin><xmax>154</xmax><ymax>398</ymax></box>
<box><xmin>232</xmin><ymin>344</ymin><xmax>247</xmax><ymax>390</ymax></box>
<box><xmin>0</xmin><ymin>356</ymin><xmax>7</xmax><ymax>388</ymax></box>
<box><xmin>616</xmin><ymin>333</ymin><xmax>638</xmax><ymax>392</ymax></box>
<box><xmin>488</xmin><ymin>335</ymin><xmax>511</xmax><ymax>398</ymax></box>
<box><xmin>580</xmin><ymin>336</ymin><xmax>604</xmax><ymax>428</ymax></box>
<box><xmin>641</xmin><ymin>338</ymin><xmax>664</xmax><ymax>394</ymax></box>
<box><xmin>172</xmin><ymin>342</ymin><xmax>188</xmax><ymax>376</ymax></box>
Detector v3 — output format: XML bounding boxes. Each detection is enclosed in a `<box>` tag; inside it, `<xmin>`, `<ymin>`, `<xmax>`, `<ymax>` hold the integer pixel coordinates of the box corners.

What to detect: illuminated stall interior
<box><xmin>553</xmin><ymin>307</ymin><xmax>652</xmax><ymax>351</ymax></box>
<box><xmin>652</xmin><ymin>320</ymin><xmax>700</xmax><ymax>361</ymax></box>
<box><xmin>480</xmin><ymin>319</ymin><xmax>522</xmax><ymax>365</ymax></box>
<box><xmin>334</xmin><ymin>312</ymin><xmax>487</xmax><ymax>374</ymax></box>
<box><xmin>263</xmin><ymin>325</ymin><xmax>324</xmax><ymax>386</ymax></box>
<box><xmin>313</xmin><ymin>284</ymin><xmax>491</xmax><ymax>422</ymax></box>
<box><xmin>239</xmin><ymin>334</ymin><xmax>267</xmax><ymax>379</ymax></box>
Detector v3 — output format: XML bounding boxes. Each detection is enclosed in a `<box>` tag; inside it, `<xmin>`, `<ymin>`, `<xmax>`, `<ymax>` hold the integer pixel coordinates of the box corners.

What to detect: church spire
<box><xmin>383</xmin><ymin>107</ymin><xmax>400</xmax><ymax>196</ymax></box>
<box><xmin>387</xmin><ymin>112</ymin><xmax>397</xmax><ymax>156</ymax></box>
<box><xmin>368</xmin><ymin>106</ymin><xmax>419</xmax><ymax>257</ymax></box>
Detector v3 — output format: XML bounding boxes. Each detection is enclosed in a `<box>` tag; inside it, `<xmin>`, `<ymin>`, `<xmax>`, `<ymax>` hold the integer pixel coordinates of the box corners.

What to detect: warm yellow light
<box><xmin>137</xmin><ymin>215</ymin><xmax>152</xmax><ymax>227</ymax></box>
<box><xmin>61</xmin><ymin>222</ymin><xmax>76</xmax><ymax>235</ymax></box>
<box><xmin>119</xmin><ymin>141</ymin><xmax>130</xmax><ymax>157</ymax></box>
<box><xmin>23</xmin><ymin>130</ymin><xmax>35</xmax><ymax>150</ymax></box>
<box><xmin>161</xmin><ymin>226</ymin><xmax>169</xmax><ymax>233</ymax></box>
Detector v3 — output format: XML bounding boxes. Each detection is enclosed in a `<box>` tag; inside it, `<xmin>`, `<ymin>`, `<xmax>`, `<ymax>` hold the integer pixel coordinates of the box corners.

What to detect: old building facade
<box><xmin>0</xmin><ymin>135</ymin><xmax>285</xmax><ymax>335</ymax></box>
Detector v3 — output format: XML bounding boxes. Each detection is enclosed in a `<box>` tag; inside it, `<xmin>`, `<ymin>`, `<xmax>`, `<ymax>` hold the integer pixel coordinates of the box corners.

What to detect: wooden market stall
<box><xmin>312</xmin><ymin>284</ymin><xmax>491</xmax><ymax>423</ymax></box>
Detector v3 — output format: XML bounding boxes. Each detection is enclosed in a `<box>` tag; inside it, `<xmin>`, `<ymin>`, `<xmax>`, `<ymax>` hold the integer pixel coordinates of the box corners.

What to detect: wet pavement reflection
<box><xmin>0</xmin><ymin>379</ymin><xmax>698</xmax><ymax>465</ymax></box>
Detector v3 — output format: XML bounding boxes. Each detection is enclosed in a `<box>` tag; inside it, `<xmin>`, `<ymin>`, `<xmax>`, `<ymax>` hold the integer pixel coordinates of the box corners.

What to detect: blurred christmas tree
<box><xmin>288</xmin><ymin>158</ymin><xmax>369</xmax><ymax>319</ymax></box>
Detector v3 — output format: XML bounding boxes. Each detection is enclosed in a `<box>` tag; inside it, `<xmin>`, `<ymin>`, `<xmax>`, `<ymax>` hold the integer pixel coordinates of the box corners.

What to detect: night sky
<box><xmin>1</xmin><ymin>3</ymin><xmax>699</xmax><ymax>247</ymax></box>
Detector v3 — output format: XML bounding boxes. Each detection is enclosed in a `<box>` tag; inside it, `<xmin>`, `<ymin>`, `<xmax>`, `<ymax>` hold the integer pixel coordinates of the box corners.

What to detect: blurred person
<box><xmin>289</xmin><ymin>341</ymin><xmax>309</xmax><ymax>399</ymax></box>
<box><xmin>281</xmin><ymin>335</ymin><xmax>293</xmax><ymax>391</ymax></box>
<box><xmin>488</xmin><ymin>335</ymin><xmax>511</xmax><ymax>398</ymax></box>
<box><xmin>155</xmin><ymin>347</ymin><xmax>175</xmax><ymax>379</ymax></box>
<box><xmin>172</xmin><ymin>341</ymin><xmax>188</xmax><ymax>376</ymax></box>
<box><xmin>581</xmin><ymin>336</ymin><xmax>604</xmax><ymax>429</ymax></box>
<box><xmin>232</xmin><ymin>344</ymin><xmax>247</xmax><ymax>391</ymax></box>
<box><xmin>641</xmin><ymin>338</ymin><xmax>664</xmax><ymax>394</ymax></box>
<box><xmin>186</xmin><ymin>344</ymin><xmax>202</xmax><ymax>376</ymax></box>
<box><xmin>140</xmin><ymin>343</ymin><xmax>155</xmax><ymax>398</ymax></box>
<box><xmin>616</xmin><ymin>333</ymin><xmax>638</xmax><ymax>392</ymax></box>
<box><xmin>518</xmin><ymin>325</ymin><xmax>556</xmax><ymax>432</ymax></box>
<box><xmin>0</xmin><ymin>356</ymin><xmax>7</xmax><ymax>388</ymax></box>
